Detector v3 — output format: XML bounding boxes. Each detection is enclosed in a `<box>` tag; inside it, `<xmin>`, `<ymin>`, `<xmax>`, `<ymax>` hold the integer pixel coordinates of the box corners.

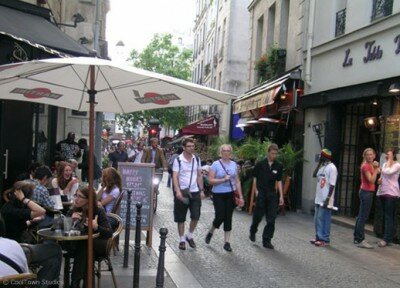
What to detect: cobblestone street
<box><xmin>153</xmin><ymin>176</ymin><xmax>400</xmax><ymax>288</ymax></box>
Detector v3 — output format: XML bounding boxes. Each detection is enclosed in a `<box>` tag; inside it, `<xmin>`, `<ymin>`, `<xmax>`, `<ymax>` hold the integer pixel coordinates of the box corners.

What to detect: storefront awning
<box><xmin>169</xmin><ymin>135</ymin><xmax>194</xmax><ymax>145</ymax></box>
<box><xmin>181</xmin><ymin>116</ymin><xmax>219</xmax><ymax>135</ymax></box>
<box><xmin>233</xmin><ymin>69</ymin><xmax>301</xmax><ymax>114</ymax></box>
<box><xmin>0</xmin><ymin>5</ymin><xmax>92</xmax><ymax>57</ymax></box>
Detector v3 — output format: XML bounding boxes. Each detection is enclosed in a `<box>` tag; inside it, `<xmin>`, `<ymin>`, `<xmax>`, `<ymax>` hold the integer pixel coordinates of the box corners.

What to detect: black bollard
<box><xmin>133</xmin><ymin>202</ymin><xmax>142</xmax><ymax>288</ymax></box>
<box><xmin>123</xmin><ymin>190</ymin><xmax>132</xmax><ymax>268</ymax></box>
<box><xmin>156</xmin><ymin>228</ymin><xmax>168</xmax><ymax>288</ymax></box>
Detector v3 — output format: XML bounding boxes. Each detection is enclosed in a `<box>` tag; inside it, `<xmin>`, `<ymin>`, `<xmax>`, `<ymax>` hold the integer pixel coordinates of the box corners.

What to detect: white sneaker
<box><xmin>357</xmin><ymin>240</ymin><xmax>373</xmax><ymax>249</ymax></box>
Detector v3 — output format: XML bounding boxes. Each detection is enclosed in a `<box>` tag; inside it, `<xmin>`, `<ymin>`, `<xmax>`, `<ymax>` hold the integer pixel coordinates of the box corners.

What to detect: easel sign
<box><xmin>118</xmin><ymin>162</ymin><xmax>154</xmax><ymax>247</ymax></box>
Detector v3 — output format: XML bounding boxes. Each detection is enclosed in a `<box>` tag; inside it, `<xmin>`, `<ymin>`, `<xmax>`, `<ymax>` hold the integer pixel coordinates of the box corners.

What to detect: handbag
<box><xmin>218</xmin><ymin>160</ymin><xmax>241</xmax><ymax>206</ymax></box>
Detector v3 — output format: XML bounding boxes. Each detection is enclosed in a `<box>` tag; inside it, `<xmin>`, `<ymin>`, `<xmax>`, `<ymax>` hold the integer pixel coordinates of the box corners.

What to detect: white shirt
<box><xmin>0</xmin><ymin>237</ymin><xmax>29</xmax><ymax>276</ymax></box>
<box><xmin>173</xmin><ymin>153</ymin><xmax>201</xmax><ymax>192</ymax></box>
<box><xmin>133</xmin><ymin>150</ymin><xmax>143</xmax><ymax>163</ymax></box>
<box><xmin>315</xmin><ymin>162</ymin><xmax>338</xmax><ymax>205</ymax></box>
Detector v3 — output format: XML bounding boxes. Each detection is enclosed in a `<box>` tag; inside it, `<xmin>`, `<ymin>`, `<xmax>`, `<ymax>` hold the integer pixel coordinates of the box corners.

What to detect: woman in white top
<box><xmin>98</xmin><ymin>167</ymin><xmax>122</xmax><ymax>213</ymax></box>
<box><xmin>51</xmin><ymin>161</ymin><xmax>79</xmax><ymax>202</ymax></box>
<box><xmin>376</xmin><ymin>148</ymin><xmax>400</xmax><ymax>247</ymax></box>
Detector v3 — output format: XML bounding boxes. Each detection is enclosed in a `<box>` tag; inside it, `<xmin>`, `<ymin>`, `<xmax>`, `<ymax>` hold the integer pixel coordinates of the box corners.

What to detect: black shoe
<box><xmin>186</xmin><ymin>236</ymin><xmax>196</xmax><ymax>248</ymax></box>
<box><xmin>223</xmin><ymin>242</ymin><xmax>232</xmax><ymax>252</ymax></box>
<box><xmin>263</xmin><ymin>242</ymin><xmax>274</xmax><ymax>249</ymax></box>
<box><xmin>205</xmin><ymin>232</ymin><xmax>213</xmax><ymax>244</ymax></box>
<box><xmin>178</xmin><ymin>241</ymin><xmax>186</xmax><ymax>250</ymax></box>
<box><xmin>249</xmin><ymin>231</ymin><xmax>256</xmax><ymax>242</ymax></box>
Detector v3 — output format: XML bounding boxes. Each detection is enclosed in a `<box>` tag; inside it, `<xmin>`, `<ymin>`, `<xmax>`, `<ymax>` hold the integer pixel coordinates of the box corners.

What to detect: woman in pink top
<box><xmin>353</xmin><ymin>148</ymin><xmax>380</xmax><ymax>248</ymax></box>
<box><xmin>376</xmin><ymin>148</ymin><xmax>400</xmax><ymax>247</ymax></box>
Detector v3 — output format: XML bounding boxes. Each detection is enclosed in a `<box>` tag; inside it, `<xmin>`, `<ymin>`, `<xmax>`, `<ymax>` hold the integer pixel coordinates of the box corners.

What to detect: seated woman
<box><xmin>67</xmin><ymin>186</ymin><xmax>112</xmax><ymax>288</ymax></box>
<box><xmin>51</xmin><ymin>162</ymin><xmax>79</xmax><ymax>205</ymax></box>
<box><xmin>0</xmin><ymin>181</ymin><xmax>62</xmax><ymax>287</ymax></box>
<box><xmin>97</xmin><ymin>167</ymin><xmax>122</xmax><ymax>213</ymax></box>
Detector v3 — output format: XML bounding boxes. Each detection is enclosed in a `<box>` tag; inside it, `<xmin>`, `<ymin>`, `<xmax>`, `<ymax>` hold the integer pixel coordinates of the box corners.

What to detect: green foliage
<box><xmin>255</xmin><ymin>46</ymin><xmax>286</xmax><ymax>84</ymax></box>
<box><xmin>277</xmin><ymin>142</ymin><xmax>305</xmax><ymax>177</ymax></box>
<box><xmin>235</xmin><ymin>137</ymin><xmax>272</xmax><ymax>162</ymax></box>
<box><xmin>117</xmin><ymin>33</ymin><xmax>192</xmax><ymax>132</ymax></box>
<box><xmin>207</xmin><ymin>135</ymin><xmax>237</xmax><ymax>160</ymax></box>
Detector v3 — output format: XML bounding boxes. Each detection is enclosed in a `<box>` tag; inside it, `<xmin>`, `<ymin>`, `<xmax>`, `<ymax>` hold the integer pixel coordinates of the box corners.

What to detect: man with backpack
<box><xmin>172</xmin><ymin>138</ymin><xmax>204</xmax><ymax>250</ymax></box>
<box><xmin>167</xmin><ymin>147</ymin><xmax>183</xmax><ymax>188</ymax></box>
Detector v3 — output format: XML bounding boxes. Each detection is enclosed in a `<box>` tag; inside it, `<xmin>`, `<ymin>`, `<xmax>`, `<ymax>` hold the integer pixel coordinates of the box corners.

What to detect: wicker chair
<box><xmin>95</xmin><ymin>213</ymin><xmax>123</xmax><ymax>288</ymax></box>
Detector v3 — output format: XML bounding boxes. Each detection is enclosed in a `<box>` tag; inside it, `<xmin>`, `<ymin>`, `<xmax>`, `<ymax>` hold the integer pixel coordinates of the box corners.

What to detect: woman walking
<box><xmin>205</xmin><ymin>144</ymin><xmax>244</xmax><ymax>251</ymax></box>
<box><xmin>376</xmin><ymin>148</ymin><xmax>400</xmax><ymax>247</ymax></box>
<box><xmin>353</xmin><ymin>148</ymin><xmax>380</xmax><ymax>248</ymax></box>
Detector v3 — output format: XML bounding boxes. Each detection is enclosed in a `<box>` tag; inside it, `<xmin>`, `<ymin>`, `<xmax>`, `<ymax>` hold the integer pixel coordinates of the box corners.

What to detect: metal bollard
<box><xmin>156</xmin><ymin>228</ymin><xmax>168</xmax><ymax>288</ymax></box>
<box><xmin>133</xmin><ymin>202</ymin><xmax>142</xmax><ymax>288</ymax></box>
<box><xmin>123</xmin><ymin>189</ymin><xmax>132</xmax><ymax>268</ymax></box>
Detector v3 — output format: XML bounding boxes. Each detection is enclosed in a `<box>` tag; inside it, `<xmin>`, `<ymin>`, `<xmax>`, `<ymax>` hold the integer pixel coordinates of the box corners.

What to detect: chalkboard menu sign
<box><xmin>118</xmin><ymin>163</ymin><xmax>155</xmax><ymax>229</ymax></box>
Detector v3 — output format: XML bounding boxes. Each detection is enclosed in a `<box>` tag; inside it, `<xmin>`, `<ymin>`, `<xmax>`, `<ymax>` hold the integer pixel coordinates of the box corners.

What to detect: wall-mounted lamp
<box><xmin>280</xmin><ymin>93</ymin><xmax>287</xmax><ymax>100</ymax></box>
<box><xmin>389</xmin><ymin>83</ymin><xmax>400</xmax><ymax>94</ymax></box>
<box><xmin>57</xmin><ymin>13</ymin><xmax>85</xmax><ymax>28</ymax></box>
<box><xmin>372</xmin><ymin>98</ymin><xmax>378</xmax><ymax>106</ymax></box>
<box><xmin>364</xmin><ymin>117</ymin><xmax>378</xmax><ymax>131</ymax></box>
<box><xmin>79</xmin><ymin>37</ymin><xmax>92</xmax><ymax>45</ymax></box>
<box><xmin>312</xmin><ymin>123</ymin><xmax>324</xmax><ymax>148</ymax></box>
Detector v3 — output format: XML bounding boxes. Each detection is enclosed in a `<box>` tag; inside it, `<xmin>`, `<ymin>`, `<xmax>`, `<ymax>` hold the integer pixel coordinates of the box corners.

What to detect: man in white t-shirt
<box><xmin>311</xmin><ymin>148</ymin><xmax>338</xmax><ymax>247</ymax></box>
<box><xmin>172</xmin><ymin>138</ymin><xmax>204</xmax><ymax>250</ymax></box>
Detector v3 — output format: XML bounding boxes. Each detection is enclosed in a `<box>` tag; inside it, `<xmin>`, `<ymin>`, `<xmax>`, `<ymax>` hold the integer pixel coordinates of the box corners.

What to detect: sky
<box><xmin>106</xmin><ymin>0</ymin><xmax>196</xmax><ymax>63</ymax></box>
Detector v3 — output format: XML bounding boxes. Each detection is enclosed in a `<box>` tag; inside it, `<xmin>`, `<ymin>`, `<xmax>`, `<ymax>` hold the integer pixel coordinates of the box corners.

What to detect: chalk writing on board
<box><xmin>118</xmin><ymin>163</ymin><xmax>154</xmax><ymax>229</ymax></box>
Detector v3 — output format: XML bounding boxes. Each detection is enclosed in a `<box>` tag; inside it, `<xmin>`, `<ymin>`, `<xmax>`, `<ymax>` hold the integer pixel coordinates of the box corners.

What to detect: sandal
<box><xmin>377</xmin><ymin>240</ymin><xmax>387</xmax><ymax>247</ymax></box>
<box><xmin>178</xmin><ymin>241</ymin><xmax>186</xmax><ymax>250</ymax></box>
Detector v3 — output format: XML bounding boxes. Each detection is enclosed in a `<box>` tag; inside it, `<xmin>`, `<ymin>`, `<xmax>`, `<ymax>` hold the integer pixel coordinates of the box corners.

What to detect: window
<box><xmin>280</xmin><ymin>0</ymin><xmax>290</xmax><ymax>48</ymax></box>
<box><xmin>255</xmin><ymin>15</ymin><xmax>264</xmax><ymax>61</ymax></box>
<box><xmin>371</xmin><ymin>0</ymin><xmax>393</xmax><ymax>21</ymax></box>
<box><xmin>335</xmin><ymin>8</ymin><xmax>346</xmax><ymax>37</ymax></box>
<box><xmin>267</xmin><ymin>3</ymin><xmax>276</xmax><ymax>48</ymax></box>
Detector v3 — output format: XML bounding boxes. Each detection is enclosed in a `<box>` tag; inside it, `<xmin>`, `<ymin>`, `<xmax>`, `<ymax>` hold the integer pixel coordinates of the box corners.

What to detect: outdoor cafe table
<box><xmin>37</xmin><ymin>228</ymin><xmax>100</xmax><ymax>287</ymax></box>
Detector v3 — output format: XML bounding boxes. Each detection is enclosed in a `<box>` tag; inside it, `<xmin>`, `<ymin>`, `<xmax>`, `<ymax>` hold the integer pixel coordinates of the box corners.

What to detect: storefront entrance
<box><xmin>337</xmin><ymin>102</ymin><xmax>380</xmax><ymax>217</ymax></box>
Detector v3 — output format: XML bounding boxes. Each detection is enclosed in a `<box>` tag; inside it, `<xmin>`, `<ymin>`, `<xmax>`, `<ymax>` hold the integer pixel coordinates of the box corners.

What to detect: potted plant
<box><xmin>277</xmin><ymin>142</ymin><xmax>305</xmax><ymax>204</ymax></box>
<box><xmin>235</xmin><ymin>137</ymin><xmax>271</xmax><ymax>162</ymax></box>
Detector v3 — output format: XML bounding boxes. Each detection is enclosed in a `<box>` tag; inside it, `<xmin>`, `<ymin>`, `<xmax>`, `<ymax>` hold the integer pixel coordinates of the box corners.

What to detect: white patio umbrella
<box><xmin>0</xmin><ymin>57</ymin><xmax>234</xmax><ymax>287</ymax></box>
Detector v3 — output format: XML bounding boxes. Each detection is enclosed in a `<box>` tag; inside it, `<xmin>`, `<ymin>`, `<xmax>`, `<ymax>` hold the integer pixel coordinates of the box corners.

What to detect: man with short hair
<box><xmin>30</xmin><ymin>166</ymin><xmax>54</xmax><ymax>209</ymax></box>
<box><xmin>141</xmin><ymin>138</ymin><xmax>167</xmax><ymax>170</ymax></box>
<box><xmin>108</xmin><ymin>141</ymin><xmax>129</xmax><ymax>170</ymax></box>
<box><xmin>249</xmin><ymin>143</ymin><xmax>284</xmax><ymax>249</ymax></box>
<box><xmin>55</xmin><ymin>132</ymin><xmax>81</xmax><ymax>161</ymax></box>
<box><xmin>129</xmin><ymin>141</ymin><xmax>145</xmax><ymax>163</ymax></box>
<box><xmin>172</xmin><ymin>138</ymin><xmax>205</xmax><ymax>250</ymax></box>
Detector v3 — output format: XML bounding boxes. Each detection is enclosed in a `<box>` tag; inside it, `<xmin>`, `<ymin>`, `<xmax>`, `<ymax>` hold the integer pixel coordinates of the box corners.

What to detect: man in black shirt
<box><xmin>108</xmin><ymin>141</ymin><xmax>128</xmax><ymax>169</ymax></box>
<box><xmin>55</xmin><ymin>132</ymin><xmax>82</xmax><ymax>161</ymax></box>
<box><xmin>249</xmin><ymin>143</ymin><xmax>284</xmax><ymax>249</ymax></box>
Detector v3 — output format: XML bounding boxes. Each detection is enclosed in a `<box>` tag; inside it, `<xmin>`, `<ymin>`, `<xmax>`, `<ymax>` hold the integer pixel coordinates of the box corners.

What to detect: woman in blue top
<box><xmin>205</xmin><ymin>144</ymin><xmax>244</xmax><ymax>251</ymax></box>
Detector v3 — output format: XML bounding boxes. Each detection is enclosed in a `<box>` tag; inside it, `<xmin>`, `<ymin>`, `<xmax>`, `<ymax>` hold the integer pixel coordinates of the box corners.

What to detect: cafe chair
<box><xmin>111</xmin><ymin>191</ymin><xmax>125</xmax><ymax>255</ymax></box>
<box><xmin>0</xmin><ymin>273</ymin><xmax>37</xmax><ymax>287</ymax></box>
<box><xmin>95</xmin><ymin>213</ymin><xmax>123</xmax><ymax>288</ymax></box>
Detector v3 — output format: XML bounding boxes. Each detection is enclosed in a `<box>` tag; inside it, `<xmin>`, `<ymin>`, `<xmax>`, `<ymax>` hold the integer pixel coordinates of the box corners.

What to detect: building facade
<box><xmin>301</xmin><ymin>0</ymin><xmax>400</xmax><ymax>222</ymax></box>
<box><xmin>188</xmin><ymin>0</ymin><xmax>249</xmax><ymax>136</ymax></box>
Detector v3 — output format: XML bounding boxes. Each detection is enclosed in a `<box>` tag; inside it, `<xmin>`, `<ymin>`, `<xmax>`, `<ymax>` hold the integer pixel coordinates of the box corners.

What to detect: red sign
<box><xmin>133</xmin><ymin>90</ymin><xmax>180</xmax><ymax>105</ymax></box>
<box><xmin>11</xmin><ymin>87</ymin><xmax>63</xmax><ymax>99</ymax></box>
<box><xmin>181</xmin><ymin>116</ymin><xmax>219</xmax><ymax>135</ymax></box>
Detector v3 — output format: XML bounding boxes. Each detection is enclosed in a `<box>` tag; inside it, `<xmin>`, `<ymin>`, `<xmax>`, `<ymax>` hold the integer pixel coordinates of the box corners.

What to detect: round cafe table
<box><xmin>37</xmin><ymin>228</ymin><xmax>100</xmax><ymax>288</ymax></box>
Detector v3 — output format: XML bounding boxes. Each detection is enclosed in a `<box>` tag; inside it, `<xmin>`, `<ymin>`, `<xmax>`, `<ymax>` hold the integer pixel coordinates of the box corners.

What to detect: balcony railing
<box><xmin>371</xmin><ymin>0</ymin><xmax>393</xmax><ymax>21</ymax></box>
<box><xmin>335</xmin><ymin>8</ymin><xmax>346</xmax><ymax>37</ymax></box>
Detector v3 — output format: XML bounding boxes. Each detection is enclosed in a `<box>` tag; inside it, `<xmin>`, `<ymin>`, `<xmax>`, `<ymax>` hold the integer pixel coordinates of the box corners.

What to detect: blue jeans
<box><xmin>380</xmin><ymin>196</ymin><xmax>397</xmax><ymax>243</ymax></box>
<box><xmin>314</xmin><ymin>204</ymin><xmax>332</xmax><ymax>242</ymax></box>
<box><xmin>353</xmin><ymin>189</ymin><xmax>374</xmax><ymax>243</ymax></box>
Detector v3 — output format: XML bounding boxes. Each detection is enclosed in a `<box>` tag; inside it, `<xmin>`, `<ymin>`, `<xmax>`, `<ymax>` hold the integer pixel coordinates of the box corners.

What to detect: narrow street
<box><xmin>153</xmin><ymin>176</ymin><xmax>400</xmax><ymax>288</ymax></box>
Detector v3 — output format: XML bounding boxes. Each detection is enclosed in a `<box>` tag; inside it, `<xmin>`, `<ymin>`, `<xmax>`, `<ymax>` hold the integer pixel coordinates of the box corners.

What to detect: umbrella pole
<box><xmin>87</xmin><ymin>65</ymin><xmax>96</xmax><ymax>288</ymax></box>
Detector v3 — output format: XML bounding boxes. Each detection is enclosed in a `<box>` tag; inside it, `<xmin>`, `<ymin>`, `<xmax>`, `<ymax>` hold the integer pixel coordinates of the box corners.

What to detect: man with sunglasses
<box><xmin>172</xmin><ymin>138</ymin><xmax>204</xmax><ymax>250</ymax></box>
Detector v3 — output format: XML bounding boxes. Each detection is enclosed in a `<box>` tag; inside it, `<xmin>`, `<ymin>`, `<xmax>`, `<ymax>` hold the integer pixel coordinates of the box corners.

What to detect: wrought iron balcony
<box><xmin>371</xmin><ymin>0</ymin><xmax>393</xmax><ymax>21</ymax></box>
<box><xmin>335</xmin><ymin>9</ymin><xmax>346</xmax><ymax>37</ymax></box>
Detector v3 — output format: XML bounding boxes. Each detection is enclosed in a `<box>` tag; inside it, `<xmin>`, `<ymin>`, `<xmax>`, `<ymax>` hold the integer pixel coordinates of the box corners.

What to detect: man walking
<box><xmin>249</xmin><ymin>143</ymin><xmax>284</xmax><ymax>249</ymax></box>
<box><xmin>172</xmin><ymin>138</ymin><xmax>204</xmax><ymax>250</ymax></box>
<box><xmin>55</xmin><ymin>132</ymin><xmax>81</xmax><ymax>161</ymax></box>
<box><xmin>108</xmin><ymin>141</ymin><xmax>129</xmax><ymax>170</ymax></box>
<box><xmin>311</xmin><ymin>149</ymin><xmax>338</xmax><ymax>247</ymax></box>
<box><xmin>141</xmin><ymin>138</ymin><xmax>167</xmax><ymax>170</ymax></box>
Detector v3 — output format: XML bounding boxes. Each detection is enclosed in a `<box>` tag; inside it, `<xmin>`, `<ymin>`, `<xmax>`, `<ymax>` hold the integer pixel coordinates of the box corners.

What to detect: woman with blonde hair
<box><xmin>204</xmin><ymin>144</ymin><xmax>244</xmax><ymax>252</ymax></box>
<box><xmin>376</xmin><ymin>148</ymin><xmax>400</xmax><ymax>247</ymax></box>
<box><xmin>98</xmin><ymin>167</ymin><xmax>122</xmax><ymax>213</ymax></box>
<box><xmin>353</xmin><ymin>148</ymin><xmax>380</xmax><ymax>248</ymax></box>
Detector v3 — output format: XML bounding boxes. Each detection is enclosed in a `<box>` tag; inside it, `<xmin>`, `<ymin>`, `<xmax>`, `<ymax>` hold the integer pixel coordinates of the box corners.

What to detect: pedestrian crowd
<box><xmin>1</xmin><ymin>130</ymin><xmax>399</xmax><ymax>287</ymax></box>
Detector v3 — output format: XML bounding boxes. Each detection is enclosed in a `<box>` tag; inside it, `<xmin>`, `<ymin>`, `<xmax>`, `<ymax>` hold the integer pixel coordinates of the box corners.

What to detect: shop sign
<box><xmin>342</xmin><ymin>34</ymin><xmax>400</xmax><ymax>67</ymax></box>
<box><xmin>233</xmin><ymin>89</ymin><xmax>275</xmax><ymax>114</ymax></box>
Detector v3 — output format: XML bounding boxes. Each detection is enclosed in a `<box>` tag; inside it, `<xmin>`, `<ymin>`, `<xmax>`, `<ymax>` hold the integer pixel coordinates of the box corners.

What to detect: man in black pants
<box><xmin>249</xmin><ymin>143</ymin><xmax>284</xmax><ymax>249</ymax></box>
